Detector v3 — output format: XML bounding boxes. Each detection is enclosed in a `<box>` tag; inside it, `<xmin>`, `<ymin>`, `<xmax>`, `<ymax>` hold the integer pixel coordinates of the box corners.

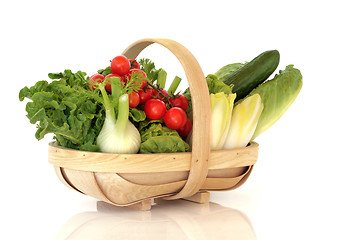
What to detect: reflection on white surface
<box><xmin>55</xmin><ymin>200</ymin><xmax>256</xmax><ymax>240</ymax></box>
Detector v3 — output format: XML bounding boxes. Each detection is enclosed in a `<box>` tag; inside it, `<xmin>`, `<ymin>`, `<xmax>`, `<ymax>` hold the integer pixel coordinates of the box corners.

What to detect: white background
<box><xmin>1</xmin><ymin>0</ymin><xmax>359</xmax><ymax>239</ymax></box>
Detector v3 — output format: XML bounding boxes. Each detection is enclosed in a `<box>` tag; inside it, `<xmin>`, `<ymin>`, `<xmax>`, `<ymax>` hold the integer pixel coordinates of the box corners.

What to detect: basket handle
<box><xmin>122</xmin><ymin>38</ymin><xmax>211</xmax><ymax>200</ymax></box>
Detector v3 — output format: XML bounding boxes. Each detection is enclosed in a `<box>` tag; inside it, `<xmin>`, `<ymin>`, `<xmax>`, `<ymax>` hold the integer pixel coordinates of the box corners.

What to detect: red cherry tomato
<box><xmin>104</xmin><ymin>73</ymin><xmax>122</xmax><ymax>93</ymax></box>
<box><xmin>110</xmin><ymin>55</ymin><xmax>131</xmax><ymax>76</ymax></box>
<box><xmin>129</xmin><ymin>59</ymin><xmax>140</xmax><ymax>69</ymax></box>
<box><xmin>169</xmin><ymin>95</ymin><xmax>189</xmax><ymax>111</ymax></box>
<box><xmin>127</xmin><ymin>69</ymin><xmax>148</xmax><ymax>89</ymax></box>
<box><xmin>149</xmin><ymin>88</ymin><xmax>158</xmax><ymax>98</ymax></box>
<box><xmin>164</xmin><ymin>107</ymin><xmax>187</xmax><ymax>130</ymax></box>
<box><xmin>120</xmin><ymin>73</ymin><xmax>130</xmax><ymax>84</ymax></box>
<box><xmin>144</xmin><ymin>99</ymin><xmax>167</xmax><ymax>120</ymax></box>
<box><xmin>128</xmin><ymin>91</ymin><xmax>140</xmax><ymax>108</ymax></box>
<box><xmin>88</xmin><ymin>74</ymin><xmax>104</xmax><ymax>90</ymax></box>
<box><xmin>138</xmin><ymin>88</ymin><xmax>153</xmax><ymax>105</ymax></box>
<box><xmin>177</xmin><ymin>118</ymin><xmax>192</xmax><ymax>137</ymax></box>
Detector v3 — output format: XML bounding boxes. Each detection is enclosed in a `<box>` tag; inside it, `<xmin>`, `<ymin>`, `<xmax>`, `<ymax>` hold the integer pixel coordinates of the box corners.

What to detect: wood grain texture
<box><xmin>56</xmin><ymin>166</ymin><xmax>254</xmax><ymax>206</ymax></box>
<box><xmin>94</xmin><ymin>172</ymin><xmax>185</xmax><ymax>205</ymax></box>
<box><xmin>126</xmin><ymin>199</ymin><xmax>152</xmax><ymax>211</ymax></box>
<box><xmin>48</xmin><ymin>141</ymin><xmax>258</xmax><ymax>173</ymax></box>
<box><xmin>118</xmin><ymin>167</ymin><xmax>249</xmax><ymax>185</ymax></box>
<box><xmin>61</xmin><ymin>168</ymin><xmax>111</xmax><ymax>204</ymax></box>
<box><xmin>54</xmin><ymin>166</ymin><xmax>74</xmax><ymax>190</ymax></box>
<box><xmin>200</xmin><ymin>166</ymin><xmax>252</xmax><ymax>190</ymax></box>
<box><xmin>183</xmin><ymin>191</ymin><xmax>210</xmax><ymax>204</ymax></box>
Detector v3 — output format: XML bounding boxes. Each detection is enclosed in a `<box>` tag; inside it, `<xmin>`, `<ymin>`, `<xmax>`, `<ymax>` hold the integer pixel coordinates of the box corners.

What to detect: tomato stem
<box><xmin>146</xmin><ymin>81</ymin><xmax>173</xmax><ymax>108</ymax></box>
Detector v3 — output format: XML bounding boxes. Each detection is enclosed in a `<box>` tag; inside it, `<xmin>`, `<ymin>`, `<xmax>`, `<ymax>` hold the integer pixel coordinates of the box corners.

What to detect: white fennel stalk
<box><xmin>97</xmin><ymin>86</ymin><xmax>141</xmax><ymax>154</ymax></box>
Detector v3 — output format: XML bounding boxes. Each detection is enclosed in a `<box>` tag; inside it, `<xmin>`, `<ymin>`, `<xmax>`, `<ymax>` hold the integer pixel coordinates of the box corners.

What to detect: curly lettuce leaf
<box><xmin>205</xmin><ymin>74</ymin><xmax>233</xmax><ymax>94</ymax></box>
<box><xmin>19</xmin><ymin>70</ymin><xmax>104</xmax><ymax>151</ymax></box>
<box><xmin>139</xmin><ymin>121</ymin><xmax>189</xmax><ymax>153</ymax></box>
<box><xmin>140</xmin><ymin>136</ymin><xmax>190</xmax><ymax>153</ymax></box>
<box><xmin>129</xmin><ymin>108</ymin><xmax>146</xmax><ymax>122</ymax></box>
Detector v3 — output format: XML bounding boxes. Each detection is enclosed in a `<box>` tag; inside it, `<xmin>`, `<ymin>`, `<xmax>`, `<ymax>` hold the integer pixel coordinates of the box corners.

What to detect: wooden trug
<box><xmin>48</xmin><ymin>38</ymin><xmax>259</xmax><ymax>210</ymax></box>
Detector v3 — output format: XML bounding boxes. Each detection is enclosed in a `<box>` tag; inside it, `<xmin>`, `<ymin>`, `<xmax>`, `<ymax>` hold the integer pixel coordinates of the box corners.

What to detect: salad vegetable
<box><xmin>19</xmin><ymin>70</ymin><xmax>104</xmax><ymax>151</ymax></box>
<box><xmin>223</xmin><ymin>94</ymin><xmax>263</xmax><ymax>149</ymax></box>
<box><xmin>210</xmin><ymin>92</ymin><xmax>236</xmax><ymax>150</ymax></box>
<box><xmin>222</xmin><ymin>50</ymin><xmax>280</xmax><ymax>102</ymax></box>
<box><xmin>138</xmin><ymin>121</ymin><xmax>189</xmax><ymax>153</ymax></box>
<box><xmin>19</xmin><ymin>47</ymin><xmax>302</xmax><ymax>155</ymax></box>
<box><xmin>214</xmin><ymin>62</ymin><xmax>246</xmax><ymax>82</ymax></box>
<box><xmin>88</xmin><ymin>74</ymin><xmax>105</xmax><ymax>90</ymax></box>
<box><xmin>111</xmin><ymin>55</ymin><xmax>131</xmax><ymax>76</ymax></box>
<box><xmin>246</xmin><ymin>65</ymin><xmax>303</xmax><ymax>139</ymax></box>
<box><xmin>163</xmin><ymin>107</ymin><xmax>187</xmax><ymax>130</ymax></box>
<box><xmin>96</xmin><ymin>77</ymin><xmax>141</xmax><ymax>154</ymax></box>
<box><xmin>144</xmin><ymin>99</ymin><xmax>167</xmax><ymax>120</ymax></box>
<box><xmin>168</xmin><ymin>76</ymin><xmax>182</xmax><ymax>95</ymax></box>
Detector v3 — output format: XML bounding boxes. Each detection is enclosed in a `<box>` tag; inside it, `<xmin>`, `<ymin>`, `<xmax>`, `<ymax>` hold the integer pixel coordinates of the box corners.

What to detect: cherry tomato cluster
<box><xmin>142</xmin><ymin>90</ymin><xmax>192</xmax><ymax>137</ymax></box>
<box><xmin>88</xmin><ymin>55</ymin><xmax>147</xmax><ymax>108</ymax></box>
<box><xmin>88</xmin><ymin>55</ymin><xmax>192</xmax><ymax>137</ymax></box>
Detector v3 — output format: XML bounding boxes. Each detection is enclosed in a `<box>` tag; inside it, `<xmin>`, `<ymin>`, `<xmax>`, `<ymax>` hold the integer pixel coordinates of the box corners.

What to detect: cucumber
<box><xmin>223</xmin><ymin>50</ymin><xmax>280</xmax><ymax>102</ymax></box>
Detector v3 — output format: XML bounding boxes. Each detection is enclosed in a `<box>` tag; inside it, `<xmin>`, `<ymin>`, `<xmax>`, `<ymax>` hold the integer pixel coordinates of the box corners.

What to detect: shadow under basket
<box><xmin>47</xmin><ymin>38</ymin><xmax>260</xmax><ymax>210</ymax></box>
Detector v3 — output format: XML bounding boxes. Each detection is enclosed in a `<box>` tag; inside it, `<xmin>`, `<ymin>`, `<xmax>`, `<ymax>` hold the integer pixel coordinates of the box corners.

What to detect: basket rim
<box><xmin>48</xmin><ymin>141</ymin><xmax>259</xmax><ymax>174</ymax></box>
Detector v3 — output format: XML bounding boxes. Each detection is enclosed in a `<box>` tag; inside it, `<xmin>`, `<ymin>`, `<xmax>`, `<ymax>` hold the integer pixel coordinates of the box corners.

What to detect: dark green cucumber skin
<box><xmin>223</xmin><ymin>50</ymin><xmax>280</xmax><ymax>101</ymax></box>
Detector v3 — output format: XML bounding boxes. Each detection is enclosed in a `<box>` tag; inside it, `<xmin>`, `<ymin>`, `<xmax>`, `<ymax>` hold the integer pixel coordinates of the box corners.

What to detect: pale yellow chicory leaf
<box><xmin>210</xmin><ymin>92</ymin><xmax>236</xmax><ymax>150</ymax></box>
<box><xmin>223</xmin><ymin>94</ymin><xmax>263</xmax><ymax>149</ymax></box>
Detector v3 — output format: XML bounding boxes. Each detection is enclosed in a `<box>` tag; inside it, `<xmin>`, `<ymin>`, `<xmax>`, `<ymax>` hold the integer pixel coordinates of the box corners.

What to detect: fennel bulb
<box><xmin>223</xmin><ymin>94</ymin><xmax>263</xmax><ymax>149</ymax></box>
<box><xmin>210</xmin><ymin>92</ymin><xmax>236</xmax><ymax>150</ymax></box>
<box><xmin>96</xmin><ymin>77</ymin><xmax>141</xmax><ymax>154</ymax></box>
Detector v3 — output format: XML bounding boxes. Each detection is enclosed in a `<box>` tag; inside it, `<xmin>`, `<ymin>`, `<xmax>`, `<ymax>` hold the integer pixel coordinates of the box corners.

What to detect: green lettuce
<box><xmin>129</xmin><ymin>108</ymin><xmax>146</xmax><ymax>122</ymax></box>
<box><xmin>19</xmin><ymin>70</ymin><xmax>105</xmax><ymax>151</ymax></box>
<box><xmin>246</xmin><ymin>65</ymin><xmax>303</xmax><ymax>139</ymax></box>
<box><xmin>183</xmin><ymin>74</ymin><xmax>232</xmax><ymax>118</ymax></box>
<box><xmin>139</xmin><ymin>121</ymin><xmax>189</xmax><ymax>153</ymax></box>
<box><xmin>214</xmin><ymin>62</ymin><xmax>246</xmax><ymax>82</ymax></box>
<box><xmin>205</xmin><ymin>74</ymin><xmax>233</xmax><ymax>94</ymax></box>
<box><xmin>210</xmin><ymin>92</ymin><xmax>236</xmax><ymax>150</ymax></box>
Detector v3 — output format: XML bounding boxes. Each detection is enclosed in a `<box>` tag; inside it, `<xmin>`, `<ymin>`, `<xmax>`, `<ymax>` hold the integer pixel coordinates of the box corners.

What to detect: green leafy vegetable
<box><xmin>214</xmin><ymin>63</ymin><xmax>246</xmax><ymax>82</ymax></box>
<box><xmin>246</xmin><ymin>64</ymin><xmax>303</xmax><ymax>139</ymax></box>
<box><xmin>139</xmin><ymin>58</ymin><xmax>159</xmax><ymax>84</ymax></box>
<box><xmin>19</xmin><ymin>70</ymin><xmax>104</xmax><ymax>151</ymax></box>
<box><xmin>210</xmin><ymin>92</ymin><xmax>236</xmax><ymax>150</ymax></box>
<box><xmin>205</xmin><ymin>74</ymin><xmax>233</xmax><ymax>94</ymax></box>
<box><xmin>183</xmin><ymin>74</ymin><xmax>232</xmax><ymax>119</ymax></box>
<box><xmin>97</xmin><ymin>66</ymin><xmax>112</xmax><ymax>76</ymax></box>
<box><xmin>129</xmin><ymin>108</ymin><xmax>147</xmax><ymax>122</ymax></box>
<box><xmin>139</xmin><ymin>121</ymin><xmax>189</xmax><ymax>153</ymax></box>
<box><xmin>223</xmin><ymin>94</ymin><xmax>263</xmax><ymax>149</ymax></box>
<box><xmin>140</xmin><ymin>136</ymin><xmax>190</xmax><ymax>153</ymax></box>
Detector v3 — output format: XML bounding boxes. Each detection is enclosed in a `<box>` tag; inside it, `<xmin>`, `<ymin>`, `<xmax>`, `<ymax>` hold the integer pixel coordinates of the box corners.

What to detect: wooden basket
<box><xmin>48</xmin><ymin>38</ymin><xmax>259</xmax><ymax>210</ymax></box>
